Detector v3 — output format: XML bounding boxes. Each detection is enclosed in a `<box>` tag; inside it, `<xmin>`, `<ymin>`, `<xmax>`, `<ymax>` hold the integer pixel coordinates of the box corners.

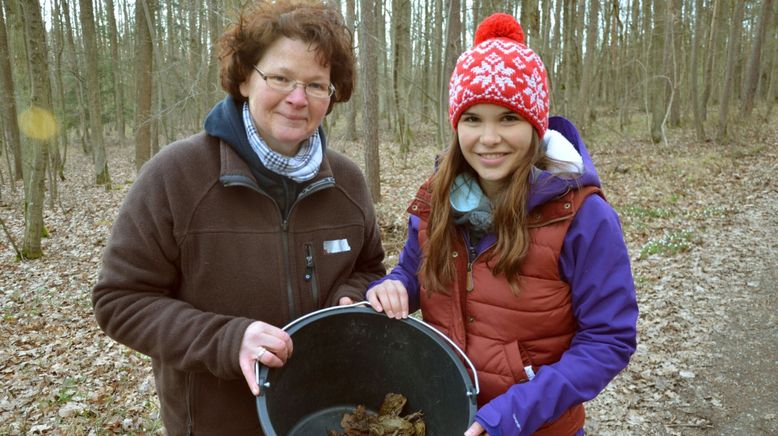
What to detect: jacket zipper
<box><xmin>304</xmin><ymin>243</ymin><xmax>319</xmax><ymax>305</ymax></box>
<box><xmin>224</xmin><ymin>176</ymin><xmax>335</xmax><ymax>319</ymax></box>
<box><xmin>186</xmin><ymin>372</ymin><xmax>194</xmax><ymax>434</ymax></box>
<box><xmin>462</xmin><ymin>230</ymin><xmax>493</xmax><ymax>293</ymax></box>
<box><xmin>285</xmin><ymin>177</ymin><xmax>334</xmax><ymax>317</ymax></box>
<box><xmin>280</xmin><ymin>219</ymin><xmax>296</xmax><ymax>317</ymax></box>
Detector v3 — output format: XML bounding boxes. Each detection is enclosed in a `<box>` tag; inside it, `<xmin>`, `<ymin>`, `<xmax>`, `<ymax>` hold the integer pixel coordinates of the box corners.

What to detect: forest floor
<box><xmin>0</xmin><ymin>111</ymin><xmax>776</xmax><ymax>434</ymax></box>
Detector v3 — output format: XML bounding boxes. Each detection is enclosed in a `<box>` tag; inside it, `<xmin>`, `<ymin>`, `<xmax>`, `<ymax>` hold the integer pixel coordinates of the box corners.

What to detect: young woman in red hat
<box><xmin>367</xmin><ymin>13</ymin><xmax>638</xmax><ymax>436</ymax></box>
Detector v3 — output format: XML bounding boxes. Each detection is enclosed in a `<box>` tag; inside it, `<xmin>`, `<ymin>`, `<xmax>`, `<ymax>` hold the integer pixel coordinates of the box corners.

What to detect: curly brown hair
<box><xmin>218</xmin><ymin>0</ymin><xmax>355</xmax><ymax>113</ymax></box>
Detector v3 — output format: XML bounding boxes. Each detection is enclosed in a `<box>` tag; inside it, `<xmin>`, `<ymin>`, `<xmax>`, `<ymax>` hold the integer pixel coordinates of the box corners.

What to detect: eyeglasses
<box><xmin>253</xmin><ymin>66</ymin><xmax>335</xmax><ymax>99</ymax></box>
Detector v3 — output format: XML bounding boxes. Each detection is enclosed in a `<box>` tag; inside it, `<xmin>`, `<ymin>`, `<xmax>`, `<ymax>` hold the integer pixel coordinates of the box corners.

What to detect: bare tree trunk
<box><xmin>741</xmin><ymin>0</ymin><xmax>773</xmax><ymax>117</ymax></box>
<box><xmin>79</xmin><ymin>0</ymin><xmax>111</xmax><ymax>186</ymax></box>
<box><xmin>428</xmin><ymin>0</ymin><xmax>443</xmax><ymax>123</ymax></box>
<box><xmin>207</xmin><ymin>0</ymin><xmax>223</xmax><ymax>109</ymax></box>
<box><xmin>377</xmin><ymin>1</ymin><xmax>390</xmax><ymax>131</ymax></box>
<box><xmin>767</xmin><ymin>15</ymin><xmax>778</xmax><ymax>117</ymax></box>
<box><xmin>135</xmin><ymin>0</ymin><xmax>154</xmax><ymax>171</ymax></box>
<box><xmin>392</xmin><ymin>0</ymin><xmax>411</xmax><ymax>153</ymax></box>
<box><xmin>650</xmin><ymin>0</ymin><xmax>669</xmax><ymax>144</ymax></box>
<box><xmin>690</xmin><ymin>0</ymin><xmax>707</xmax><ymax>141</ymax></box>
<box><xmin>19</xmin><ymin>0</ymin><xmax>52</xmax><ymax>259</ymax></box>
<box><xmin>562</xmin><ymin>0</ymin><xmax>581</xmax><ymax>117</ymax></box>
<box><xmin>106</xmin><ymin>0</ymin><xmax>125</xmax><ymax>141</ymax></box>
<box><xmin>51</xmin><ymin>0</ymin><xmax>68</xmax><ymax>181</ymax></box>
<box><xmin>668</xmin><ymin>0</ymin><xmax>682</xmax><ymax>127</ymax></box>
<box><xmin>360</xmin><ymin>0</ymin><xmax>381</xmax><ymax>201</ymax></box>
<box><xmin>577</xmin><ymin>0</ymin><xmax>599</xmax><ymax>130</ymax></box>
<box><xmin>539</xmin><ymin>0</ymin><xmax>552</xmax><ymax>61</ymax></box>
<box><xmin>549</xmin><ymin>0</ymin><xmax>563</xmax><ymax>109</ymax></box>
<box><xmin>437</xmin><ymin>0</ymin><xmax>461</xmax><ymax>149</ymax></box>
<box><xmin>620</xmin><ymin>0</ymin><xmax>640</xmax><ymax>130</ymax></box>
<box><xmin>0</xmin><ymin>0</ymin><xmax>22</xmax><ymax>181</ymax></box>
<box><xmin>717</xmin><ymin>0</ymin><xmax>745</xmax><ymax>142</ymax></box>
<box><xmin>344</xmin><ymin>0</ymin><xmax>357</xmax><ymax>140</ymax></box>
<box><xmin>599</xmin><ymin>0</ymin><xmax>613</xmax><ymax>107</ymax></box>
<box><xmin>460</xmin><ymin>0</ymin><xmax>467</xmax><ymax>53</ymax></box>
<box><xmin>520</xmin><ymin>0</ymin><xmax>539</xmax><ymax>46</ymax></box>
<box><xmin>61</xmin><ymin>0</ymin><xmax>90</xmax><ymax>153</ymax></box>
<box><xmin>701</xmin><ymin>0</ymin><xmax>722</xmax><ymax>120</ymax></box>
<box><xmin>159</xmin><ymin>2</ymin><xmax>173</xmax><ymax>144</ymax></box>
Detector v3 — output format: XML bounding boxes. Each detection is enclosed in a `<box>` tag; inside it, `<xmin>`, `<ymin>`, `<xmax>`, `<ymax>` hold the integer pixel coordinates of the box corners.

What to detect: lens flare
<box><xmin>19</xmin><ymin>106</ymin><xmax>58</xmax><ymax>140</ymax></box>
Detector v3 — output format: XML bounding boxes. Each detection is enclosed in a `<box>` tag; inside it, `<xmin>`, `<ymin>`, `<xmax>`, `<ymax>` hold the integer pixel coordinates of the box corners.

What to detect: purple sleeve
<box><xmin>475</xmin><ymin>195</ymin><xmax>638</xmax><ymax>435</ymax></box>
<box><xmin>366</xmin><ymin>215</ymin><xmax>422</xmax><ymax>313</ymax></box>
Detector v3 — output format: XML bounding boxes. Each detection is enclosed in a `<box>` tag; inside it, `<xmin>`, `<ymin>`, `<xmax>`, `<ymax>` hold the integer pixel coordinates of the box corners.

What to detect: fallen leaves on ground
<box><xmin>1</xmin><ymin>115</ymin><xmax>777</xmax><ymax>434</ymax></box>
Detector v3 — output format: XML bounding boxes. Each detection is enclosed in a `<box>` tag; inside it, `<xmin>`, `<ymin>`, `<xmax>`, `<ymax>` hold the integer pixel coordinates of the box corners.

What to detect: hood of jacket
<box><xmin>527</xmin><ymin>116</ymin><xmax>601</xmax><ymax>212</ymax></box>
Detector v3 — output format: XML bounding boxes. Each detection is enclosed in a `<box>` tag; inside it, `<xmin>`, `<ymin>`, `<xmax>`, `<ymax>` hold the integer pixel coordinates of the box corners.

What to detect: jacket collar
<box><xmin>218</xmin><ymin>138</ymin><xmax>334</xmax><ymax>190</ymax></box>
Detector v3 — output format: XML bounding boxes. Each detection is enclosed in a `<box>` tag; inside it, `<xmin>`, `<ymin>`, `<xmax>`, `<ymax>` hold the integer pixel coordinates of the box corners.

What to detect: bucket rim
<box><xmin>255</xmin><ymin>302</ymin><xmax>479</xmax><ymax>397</ymax></box>
<box><xmin>254</xmin><ymin>302</ymin><xmax>479</xmax><ymax>436</ymax></box>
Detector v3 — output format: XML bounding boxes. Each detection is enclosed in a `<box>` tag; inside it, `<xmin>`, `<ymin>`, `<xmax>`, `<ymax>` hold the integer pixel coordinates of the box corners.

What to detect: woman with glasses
<box><xmin>92</xmin><ymin>1</ymin><xmax>385</xmax><ymax>433</ymax></box>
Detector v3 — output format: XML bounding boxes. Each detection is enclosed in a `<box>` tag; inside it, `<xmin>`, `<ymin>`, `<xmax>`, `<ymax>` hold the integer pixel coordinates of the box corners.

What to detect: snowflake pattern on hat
<box><xmin>448</xmin><ymin>16</ymin><xmax>549</xmax><ymax>137</ymax></box>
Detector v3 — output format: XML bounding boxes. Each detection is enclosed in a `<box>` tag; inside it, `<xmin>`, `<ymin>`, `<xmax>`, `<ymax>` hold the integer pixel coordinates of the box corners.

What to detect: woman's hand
<box><xmin>239</xmin><ymin>321</ymin><xmax>293</xmax><ymax>395</ymax></box>
<box><xmin>366</xmin><ymin>280</ymin><xmax>409</xmax><ymax>319</ymax></box>
<box><xmin>464</xmin><ymin>421</ymin><xmax>488</xmax><ymax>436</ymax></box>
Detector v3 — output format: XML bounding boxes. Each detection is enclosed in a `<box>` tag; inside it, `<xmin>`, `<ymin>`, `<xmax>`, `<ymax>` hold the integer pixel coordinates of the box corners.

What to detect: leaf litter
<box><xmin>1</xmin><ymin>118</ymin><xmax>777</xmax><ymax>434</ymax></box>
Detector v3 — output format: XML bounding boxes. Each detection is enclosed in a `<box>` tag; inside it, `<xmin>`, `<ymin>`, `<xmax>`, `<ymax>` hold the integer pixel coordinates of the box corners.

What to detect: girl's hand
<box><xmin>238</xmin><ymin>321</ymin><xmax>293</xmax><ymax>396</ymax></box>
<box><xmin>464</xmin><ymin>421</ymin><xmax>488</xmax><ymax>436</ymax></box>
<box><xmin>366</xmin><ymin>280</ymin><xmax>409</xmax><ymax>319</ymax></box>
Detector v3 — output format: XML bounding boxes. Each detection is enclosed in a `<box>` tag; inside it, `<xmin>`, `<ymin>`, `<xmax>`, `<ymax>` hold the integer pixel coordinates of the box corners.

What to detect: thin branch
<box><xmin>0</xmin><ymin>214</ymin><xmax>24</xmax><ymax>260</ymax></box>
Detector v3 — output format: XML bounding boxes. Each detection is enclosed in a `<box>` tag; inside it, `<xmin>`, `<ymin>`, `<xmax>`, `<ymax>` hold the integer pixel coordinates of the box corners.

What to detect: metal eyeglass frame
<box><xmin>253</xmin><ymin>66</ymin><xmax>335</xmax><ymax>99</ymax></box>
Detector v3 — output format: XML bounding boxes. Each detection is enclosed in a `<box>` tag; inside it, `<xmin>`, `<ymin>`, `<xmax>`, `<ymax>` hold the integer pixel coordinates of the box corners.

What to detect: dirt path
<box><xmin>681</xmin><ymin>189</ymin><xmax>778</xmax><ymax>435</ymax></box>
<box><xmin>585</xmin><ymin>139</ymin><xmax>778</xmax><ymax>435</ymax></box>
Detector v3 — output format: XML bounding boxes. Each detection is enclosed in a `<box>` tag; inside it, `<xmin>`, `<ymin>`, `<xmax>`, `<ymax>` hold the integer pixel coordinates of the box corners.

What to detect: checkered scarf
<box><xmin>242</xmin><ymin>102</ymin><xmax>322</xmax><ymax>182</ymax></box>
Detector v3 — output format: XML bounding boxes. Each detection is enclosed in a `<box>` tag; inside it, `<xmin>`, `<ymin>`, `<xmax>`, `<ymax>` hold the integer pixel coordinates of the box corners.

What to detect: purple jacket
<box><xmin>370</xmin><ymin>117</ymin><xmax>638</xmax><ymax>435</ymax></box>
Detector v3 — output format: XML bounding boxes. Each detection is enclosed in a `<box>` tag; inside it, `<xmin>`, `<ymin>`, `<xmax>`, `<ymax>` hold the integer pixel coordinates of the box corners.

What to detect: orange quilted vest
<box><xmin>409</xmin><ymin>179</ymin><xmax>601</xmax><ymax>435</ymax></box>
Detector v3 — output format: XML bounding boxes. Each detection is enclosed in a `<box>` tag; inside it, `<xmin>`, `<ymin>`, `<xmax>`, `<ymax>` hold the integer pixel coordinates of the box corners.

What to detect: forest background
<box><xmin>0</xmin><ymin>0</ymin><xmax>777</xmax><ymax>433</ymax></box>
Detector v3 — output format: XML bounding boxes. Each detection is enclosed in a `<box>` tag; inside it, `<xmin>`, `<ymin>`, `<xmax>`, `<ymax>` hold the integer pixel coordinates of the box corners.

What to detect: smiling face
<box><xmin>239</xmin><ymin>37</ymin><xmax>331</xmax><ymax>156</ymax></box>
<box><xmin>456</xmin><ymin>103</ymin><xmax>535</xmax><ymax>200</ymax></box>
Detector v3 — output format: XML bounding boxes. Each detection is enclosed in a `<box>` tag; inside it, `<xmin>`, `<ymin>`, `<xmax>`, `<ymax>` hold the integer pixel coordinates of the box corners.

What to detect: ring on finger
<box><xmin>255</xmin><ymin>347</ymin><xmax>267</xmax><ymax>361</ymax></box>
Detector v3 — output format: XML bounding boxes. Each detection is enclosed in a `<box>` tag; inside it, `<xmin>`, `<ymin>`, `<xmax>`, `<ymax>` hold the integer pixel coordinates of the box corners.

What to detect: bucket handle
<box><xmin>255</xmin><ymin>301</ymin><xmax>480</xmax><ymax>399</ymax></box>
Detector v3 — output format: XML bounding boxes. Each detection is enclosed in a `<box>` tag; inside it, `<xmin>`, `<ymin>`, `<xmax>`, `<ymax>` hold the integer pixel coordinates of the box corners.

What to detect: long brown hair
<box><xmin>420</xmin><ymin>130</ymin><xmax>552</xmax><ymax>294</ymax></box>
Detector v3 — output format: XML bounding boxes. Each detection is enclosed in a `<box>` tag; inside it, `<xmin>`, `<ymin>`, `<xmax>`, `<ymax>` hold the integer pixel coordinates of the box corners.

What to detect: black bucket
<box><xmin>255</xmin><ymin>303</ymin><xmax>478</xmax><ymax>435</ymax></box>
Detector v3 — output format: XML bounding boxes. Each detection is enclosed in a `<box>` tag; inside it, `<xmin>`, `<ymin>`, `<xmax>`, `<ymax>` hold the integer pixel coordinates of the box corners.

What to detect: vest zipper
<box><xmin>304</xmin><ymin>243</ymin><xmax>319</xmax><ymax>305</ymax></box>
<box><xmin>464</xmin><ymin>232</ymin><xmax>478</xmax><ymax>292</ymax></box>
<box><xmin>466</xmin><ymin>262</ymin><xmax>474</xmax><ymax>292</ymax></box>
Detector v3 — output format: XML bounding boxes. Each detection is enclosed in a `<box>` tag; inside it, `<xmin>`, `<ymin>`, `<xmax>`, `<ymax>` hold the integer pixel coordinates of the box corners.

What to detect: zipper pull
<box><xmin>304</xmin><ymin>246</ymin><xmax>313</xmax><ymax>281</ymax></box>
<box><xmin>466</xmin><ymin>262</ymin><xmax>474</xmax><ymax>292</ymax></box>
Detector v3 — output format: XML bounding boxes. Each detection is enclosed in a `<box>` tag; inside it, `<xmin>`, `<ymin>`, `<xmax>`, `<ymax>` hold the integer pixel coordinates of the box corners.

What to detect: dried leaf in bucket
<box><xmin>328</xmin><ymin>393</ymin><xmax>426</xmax><ymax>436</ymax></box>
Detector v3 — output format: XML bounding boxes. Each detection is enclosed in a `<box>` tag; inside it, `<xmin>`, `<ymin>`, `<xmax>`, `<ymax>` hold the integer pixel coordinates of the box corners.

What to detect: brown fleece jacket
<box><xmin>93</xmin><ymin>132</ymin><xmax>385</xmax><ymax>434</ymax></box>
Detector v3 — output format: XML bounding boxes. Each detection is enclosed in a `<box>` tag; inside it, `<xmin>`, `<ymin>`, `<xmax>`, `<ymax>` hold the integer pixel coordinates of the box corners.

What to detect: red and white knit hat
<box><xmin>449</xmin><ymin>13</ymin><xmax>549</xmax><ymax>137</ymax></box>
